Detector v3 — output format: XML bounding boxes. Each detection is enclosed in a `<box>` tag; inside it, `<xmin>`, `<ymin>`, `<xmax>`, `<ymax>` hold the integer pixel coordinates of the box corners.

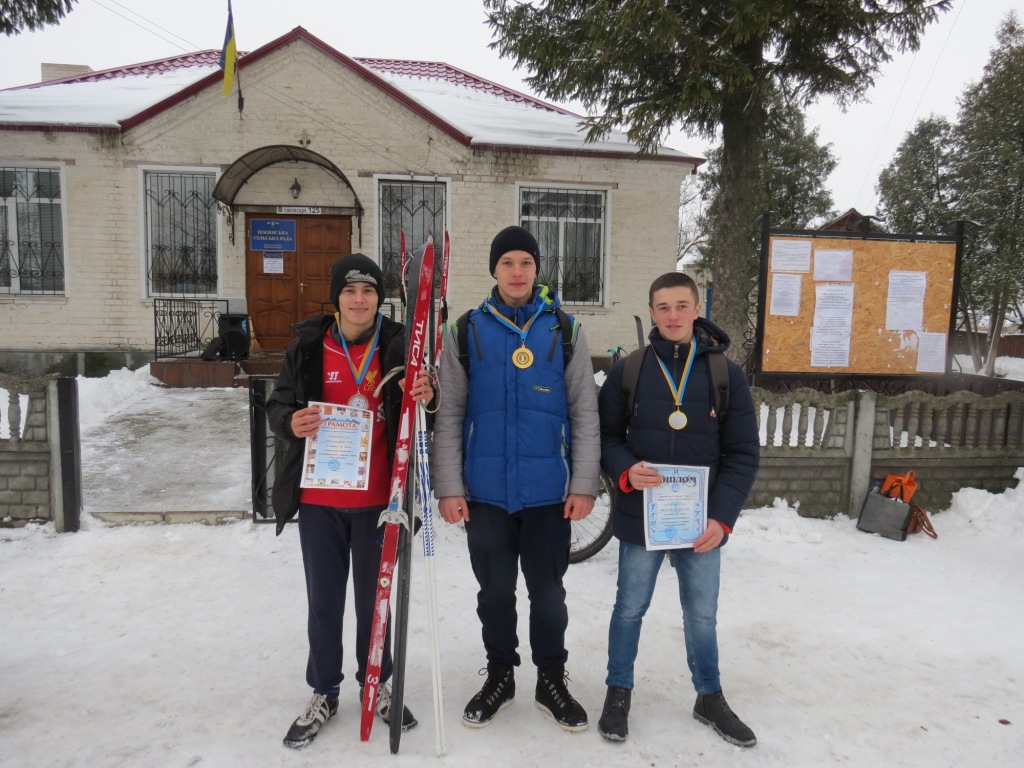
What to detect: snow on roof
<box><xmin>0</xmin><ymin>67</ymin><xmax>219</xmax><ymax>128</ymax></box>
<box><xmin>0</xmin><ymin>34</ymin><xmax>698</xmax><ymax>161</ymax></box>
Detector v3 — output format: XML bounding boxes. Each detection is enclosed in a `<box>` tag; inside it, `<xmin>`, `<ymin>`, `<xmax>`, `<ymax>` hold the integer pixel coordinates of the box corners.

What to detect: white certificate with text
<box><xmin>642</xmin><ymin>464</ymin><xmax>710</xmax><ymax>550</ymax></box>
<box><xmin>299</xmin><ymin>402</ymin><xmax>373</xmax><ymax>490</ymax></box>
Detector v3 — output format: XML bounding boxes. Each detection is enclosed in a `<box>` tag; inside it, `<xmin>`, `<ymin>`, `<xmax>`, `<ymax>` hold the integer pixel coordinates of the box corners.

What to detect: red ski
<box><xmin>360</xmin><ymin>238</ymin><xmax>435</xmax><ymax>742</ymax></box>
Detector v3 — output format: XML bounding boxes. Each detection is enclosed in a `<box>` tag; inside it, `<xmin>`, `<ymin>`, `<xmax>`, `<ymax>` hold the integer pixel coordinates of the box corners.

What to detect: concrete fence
<box><xmin>748</xmin><ymin>387</ymin><xmax>1024</xmax><ymax>518</ymax></box>
<box><xmin>0</xmin><ymin>376</ymin><xmax>80</xmax><ymax>531</ymax></box>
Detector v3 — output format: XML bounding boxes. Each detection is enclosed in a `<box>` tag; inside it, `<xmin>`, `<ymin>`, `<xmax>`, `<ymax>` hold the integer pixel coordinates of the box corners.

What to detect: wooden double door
<box><xmin>245</xmin><ymin>215</ymin><xmax>352</xmax><ymax>351</ymax></box>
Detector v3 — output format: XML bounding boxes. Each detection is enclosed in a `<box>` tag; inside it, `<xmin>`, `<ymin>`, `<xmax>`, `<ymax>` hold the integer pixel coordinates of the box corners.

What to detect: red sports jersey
<box><xmin>300</xmin><ymin>328</ymin><xmax>390</xmax><ymax>508</ymax></box>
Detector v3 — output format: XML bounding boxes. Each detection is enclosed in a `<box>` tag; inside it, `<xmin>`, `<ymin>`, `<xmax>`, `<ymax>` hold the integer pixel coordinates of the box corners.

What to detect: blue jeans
<box><xmin>606</xmin><ymin>539</ymin><xmax>721</xmax><ymax>694</ymax></box>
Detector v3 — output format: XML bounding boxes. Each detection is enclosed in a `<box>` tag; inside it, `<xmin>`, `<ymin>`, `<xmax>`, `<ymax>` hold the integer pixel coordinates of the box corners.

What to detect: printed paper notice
<box><xmin>813</xmin><ymin>249</ymin><xmax>854</xmax><ymax>282</ymax></box>
<box><xmin>263</xmin><ymin>254</ymin><xmax>284</xmax><ymax>274</ymax></box>
<box><xmin>810</xmin><ymin>283</ymin><xmax>854</xmax><ymax>367</ymax></box>
<box><xmin>770</xmin><ymin>239</ymin><xmax>812</xmax><ymax>272</ymax></box>
<box><xmin>886</xmin><ymin>271</ymin><xmax>927</xmax><ymax>330</ymax></box>
<box><xmin>300</xmin><ymin>402</ymin><xmax>373</xmax><ymax>490</ymax></box>
<box><xmin>769</xmin><ymin>273</ymin><xmax>802</xmax><ymax>316</ymax></box>
<box><xmin>916</xmin><ymin>331</ymin><xmax>947</xmax><ymax>373</ymax></box>
<box><xmin>642</xmin><ymin>464</ymin><xmax>709</xmax><ymax>550</ymax></box>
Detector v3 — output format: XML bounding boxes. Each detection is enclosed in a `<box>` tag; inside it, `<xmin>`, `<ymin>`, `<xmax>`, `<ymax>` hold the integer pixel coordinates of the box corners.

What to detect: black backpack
<box><xmin>620</xmin><ymin>345</ymin><xmax>730</xmax><ymax>423</ymax></box>
<box><xmin>455</xmin><ymin>308</ymin><xmax>577</xmax><ymax>371</ymax></box>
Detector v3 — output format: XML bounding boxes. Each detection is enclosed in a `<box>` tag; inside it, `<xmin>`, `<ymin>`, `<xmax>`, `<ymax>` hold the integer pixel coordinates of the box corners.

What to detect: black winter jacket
<box><xmin>598</xmin><ymin>318</ymin><xmax>760</xmax><ymax>547</ymax></box>
<box><xmin>266</xmin><ymin>314</ymin><xmax>406</xmax><ymax>534</ymax></box>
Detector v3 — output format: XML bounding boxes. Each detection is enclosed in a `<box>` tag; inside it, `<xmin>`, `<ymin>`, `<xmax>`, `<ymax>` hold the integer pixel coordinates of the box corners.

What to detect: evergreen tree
<box><xmin>693</xmin><ymin>92</ymin><xmax>837</xmax><ymax>289</ymax></box>
<box><xmin>484</xmin><ymin>0</ymin><xmax>950</xmax><ymax>362</ymax></box>
<box><xmin>877</xmin><ymin>116</ymin><xmax>958</xmax><ymax>234</ymax></box>
<box><xmin>2</xmin><ymin>0</ymin><xmax>77</xmax><ymax>36</ymax></box>
<box><xmin>953</xmin><ymin>13</ymin><xmax>1024</xmax><ymax>375</ymax></box>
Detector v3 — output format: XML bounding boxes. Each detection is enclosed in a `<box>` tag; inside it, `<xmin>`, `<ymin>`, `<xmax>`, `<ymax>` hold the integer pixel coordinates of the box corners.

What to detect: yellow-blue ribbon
<box><xmin>484</xmin><ymin>301</ymin><xmax>546</xmax><ymax>346</ymax></box>
<box><xmin>334</xmin><ymin>312</ymin><xmax>384</xmax><ymax>386</ymax></box>
<box><xmin>655</xmin><ymin>342</ymin><xmax>696</xmax><ymax>410</ymax></box>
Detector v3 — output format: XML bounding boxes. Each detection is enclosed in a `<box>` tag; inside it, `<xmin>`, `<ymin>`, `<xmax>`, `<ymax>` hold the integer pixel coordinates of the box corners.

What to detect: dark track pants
<box><xmin>298</xmin><ymin>503</ymin><xmax>392</xmax><ymax>696</ymax></box>
<box><xmin>464</xmin><ymin>502</ymin><xmax>571</xmax><ymax>668</ymax></box>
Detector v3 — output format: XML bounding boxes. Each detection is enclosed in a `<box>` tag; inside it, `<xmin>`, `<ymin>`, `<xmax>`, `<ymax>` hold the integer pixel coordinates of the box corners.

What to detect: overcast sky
<box><xmin>0</xmin><ymin>0</ymin><xmax>1017</xmax><ymax>214</ymax></box>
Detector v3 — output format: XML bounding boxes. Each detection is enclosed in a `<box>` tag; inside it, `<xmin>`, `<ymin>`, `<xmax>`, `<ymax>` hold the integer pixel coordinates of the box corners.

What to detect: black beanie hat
<box><xmin>330</xmin><ymin>253</ymin><xmax>385</xmax><ymax>310</ymax></box>
<box><xmin>489</xmin><ymin>225</ymin><xmax>540</xmax><ymax>276</ymax></box>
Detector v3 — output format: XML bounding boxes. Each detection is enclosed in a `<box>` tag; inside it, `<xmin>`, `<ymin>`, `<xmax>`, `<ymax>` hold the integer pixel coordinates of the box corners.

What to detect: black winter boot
<box><xmin>693</xmin><ymin>691</ymin><xmax>756</xmax><ymax>747</ymax></box>
<box><xmin>597</xmin><ymin>686</ymin><xmax>631</xmax><ymax>742</ymax></box>
<box><xmin>463</xmin><ymin>663</ymin><xmax>515</xmax><ymax>727</ymax></box>
<box><xmin>535</xmin><ymin>665</ymin><xmax>588</xmax><ymax>731</ymax></box>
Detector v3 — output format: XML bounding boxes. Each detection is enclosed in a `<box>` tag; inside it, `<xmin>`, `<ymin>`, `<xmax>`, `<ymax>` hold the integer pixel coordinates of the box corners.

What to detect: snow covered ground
<box><xmin>1</xmin><ymin>367</ymin><xmax>1023</xmax><ymax>767</ymax></box>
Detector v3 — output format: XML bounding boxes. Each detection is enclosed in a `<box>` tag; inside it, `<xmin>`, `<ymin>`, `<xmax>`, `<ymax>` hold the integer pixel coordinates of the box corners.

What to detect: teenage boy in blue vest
<box><xmin>267</xmin><ymin>253</ymin><xmax>432</xmax><ymax>749</ymax></box>
<box><xmin>596</xmin><ymin>272</ymin><xmax>760</xmax><ymax>747</ymax></box>
<box><xmin>433</xmin><ymin>226</ymin><xmax>601</xmax><ymax>731</ymax></box>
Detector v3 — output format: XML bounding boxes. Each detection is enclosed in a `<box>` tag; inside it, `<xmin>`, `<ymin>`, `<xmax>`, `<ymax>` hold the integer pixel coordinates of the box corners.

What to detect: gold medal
<box><xmin>668</xmin><ymin>410</ymin><xmax>687</xmax><ymax>430</ymax></box>
<box><xmin>512</xmin><ymin>346</ymin><xmax>534</xmax><ymax>369</ymax></box>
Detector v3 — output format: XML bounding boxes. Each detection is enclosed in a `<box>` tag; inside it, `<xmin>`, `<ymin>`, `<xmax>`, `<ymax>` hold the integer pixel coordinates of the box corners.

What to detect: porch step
<box><xmin>150</xmin><ymin>354</ymin><xmax>284</xmax><ymax>388</ymax></box>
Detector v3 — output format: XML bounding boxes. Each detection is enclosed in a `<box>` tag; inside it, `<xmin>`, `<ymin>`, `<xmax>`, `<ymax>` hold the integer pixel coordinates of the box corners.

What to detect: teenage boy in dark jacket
<box><xmin>267</xmin><ymin>253</ymin><xmax>431</xmax><ymax>749</ymax></box>
<box><xmin>596</xmin><ymin>272</ymin><xmax>760</xmax><ymax>747</ymax></box>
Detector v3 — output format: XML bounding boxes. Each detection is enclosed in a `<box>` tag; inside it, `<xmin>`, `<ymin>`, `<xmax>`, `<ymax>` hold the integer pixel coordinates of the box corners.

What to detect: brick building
<box><xmin>0</xmin><ymin>27</ymin><xmax>701</xmax><ymax>372</ymax></box>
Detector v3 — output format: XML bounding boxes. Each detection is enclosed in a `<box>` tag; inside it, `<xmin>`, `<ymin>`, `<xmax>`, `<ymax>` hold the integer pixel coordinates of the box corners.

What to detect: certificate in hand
<box><xmin>642</xmin><ymin>464</ymin><xmax>709</xmax><ymax>550</ymax></box>
<box><xmin>299</xmin><ymin>401</ymin><xmax>374</xmax><ymax>490</ymax></box>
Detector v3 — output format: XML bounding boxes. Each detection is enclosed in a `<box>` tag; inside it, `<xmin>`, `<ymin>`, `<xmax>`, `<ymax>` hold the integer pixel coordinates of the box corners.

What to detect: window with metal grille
<box><xmin>145</xmin><ymin>171</ymin><xmax>218</xmax><ymax>297</ymax></box>
<box><xmin>0</xmin><ymin>167</ymin><xmax>65</xmax><ymax>295</ymax></box>
<box><xmin>378</xmin><ymin>180</ymin><xmax>446</xmax><ymax>301</ymax></box>
<box><xmin>520</xmin><ymin>187</ymin><xmax>606</xmax><ymax>305</ymax></box>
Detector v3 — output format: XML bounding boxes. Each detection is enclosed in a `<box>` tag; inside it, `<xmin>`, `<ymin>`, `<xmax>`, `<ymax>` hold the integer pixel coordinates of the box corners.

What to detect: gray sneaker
<box><xmin>693</xmin><ymin>691</ymin><xmax>756</xmax><ymax>747</ymax></box>
<box><xmin>283</xmin><ymin>692</ymin><xmax>338</xmax><ymax>749</ymax></box>
<box><xmin>360</xmin><ymin>683</ymin><xmax>418</xmax><ymax>731</ymax></box>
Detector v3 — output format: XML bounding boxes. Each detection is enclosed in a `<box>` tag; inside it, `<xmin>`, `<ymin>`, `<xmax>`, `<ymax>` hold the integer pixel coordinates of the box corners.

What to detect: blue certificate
<box><xmin>642</xmin><ymin>464</ymin><xmax>709</xmax><ymax>550</ymax></box>
<box><xmin>299</xmin><ymin>402</ymin><xmax>373</xmax><ymax>490</ymax></box>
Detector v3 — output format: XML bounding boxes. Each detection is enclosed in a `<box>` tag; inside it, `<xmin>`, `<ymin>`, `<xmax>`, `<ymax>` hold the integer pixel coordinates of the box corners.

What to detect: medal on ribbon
<box><xmin>512</xmin><ymin>346</ymin><xmax>534</xmax><ymax>369</ymax></box>
<box><xmin>485</xmin><ymin>301</ymin><xmax>546</xmax><ymax>372</ymax></box>
<box><xmin>655</xmin><ymin>342</ymin><xmax>696</xmax><ymax>431</ymax></box>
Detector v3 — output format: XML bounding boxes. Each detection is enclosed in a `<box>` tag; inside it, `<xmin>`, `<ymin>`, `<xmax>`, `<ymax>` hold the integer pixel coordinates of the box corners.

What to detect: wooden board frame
<box><xmin>754</xmin><ymin>226</ymin><xmax>962</xmax><ymax>377</ymax></box>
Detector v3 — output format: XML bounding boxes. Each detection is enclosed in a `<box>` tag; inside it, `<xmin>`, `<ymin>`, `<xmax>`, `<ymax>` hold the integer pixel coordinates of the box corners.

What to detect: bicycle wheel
<box><xmin>569</xmin><ymin>472</ymin><xmax>615</xmax><ymax>564</ymax></box>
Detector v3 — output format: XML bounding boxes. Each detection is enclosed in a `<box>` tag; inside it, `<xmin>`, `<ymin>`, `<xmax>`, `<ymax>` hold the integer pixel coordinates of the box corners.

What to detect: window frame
<box><xmin>375</xmin><ymin>175</ymin><xmax>451</xmax><ymax>308</ymax></box>
<box><xmin>0</xmin><ymin>162</ymin><xmax>68</xmax><ymax>296</ymax></box>
<box><xmin>140</xmin><ymin>165</ymin><xmax>221</xmax><ymax>299</ymax></box>
<box><xmin>515</xmin><ymin>182</ymin><xmax>611</xmax><ymax>308</ymax></box>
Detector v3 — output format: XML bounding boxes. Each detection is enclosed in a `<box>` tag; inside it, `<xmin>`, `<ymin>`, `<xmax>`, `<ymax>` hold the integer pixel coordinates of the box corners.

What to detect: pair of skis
<box><xmin>361</xmin><ymin>233</ymin><xmax>449</xmax><ymax>756</ymax></box>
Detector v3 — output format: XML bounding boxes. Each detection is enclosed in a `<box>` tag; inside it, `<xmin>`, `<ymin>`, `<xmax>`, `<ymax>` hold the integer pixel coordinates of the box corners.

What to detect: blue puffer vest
<box><xmin>462</xmin><ymin>286</ymin><xmax>572</xmax><ymax>513</ymax></box>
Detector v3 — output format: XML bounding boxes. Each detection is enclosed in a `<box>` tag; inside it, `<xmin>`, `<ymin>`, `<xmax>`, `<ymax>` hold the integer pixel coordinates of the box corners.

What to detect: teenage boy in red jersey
<box><xmin>267</xmin><ymin>253</ymin><xmax>432</xmax><ymax>749</ymax></box>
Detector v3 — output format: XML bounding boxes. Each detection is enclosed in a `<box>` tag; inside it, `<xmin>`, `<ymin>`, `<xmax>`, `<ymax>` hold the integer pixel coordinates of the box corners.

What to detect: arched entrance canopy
<box><xmin>213</xmin><ymin>144</ymin><xmax>363</xmax><ymax>245</ymax></box>
<box><xmin>212</xmin><ymin>144</ymin><xmax>360</xmax><ymax>207</ymax></box>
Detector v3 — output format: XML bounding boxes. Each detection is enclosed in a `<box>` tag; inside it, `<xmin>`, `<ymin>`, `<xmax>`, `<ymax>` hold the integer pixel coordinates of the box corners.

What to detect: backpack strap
<box><xmin>558</xmin><ymin>309</ymin><xmax>577</xmax><ymax>367</ymax></box>
<box><xmin>620</xmin><ymin>347</ymin><xmax>646</xmax><ymax>420</ymax></box>
<box><xmin>456</xmin><ymin>309</ymin><xmax>480</xmax><ymax>371</ymax></box>
<box><xmin>707</xmin><ymin>351</ymin><xmax>729</xmax><ymax>420</ymax></box>
<box><xmin>620</xmin><ymin>345</ymin><xmax>730</xmax><ymax>423</ymax></box>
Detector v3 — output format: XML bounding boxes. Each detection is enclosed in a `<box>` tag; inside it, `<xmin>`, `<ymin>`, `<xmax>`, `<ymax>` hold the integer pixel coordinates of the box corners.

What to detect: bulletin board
<box><xmin>756</xmin><ymin>231</ymin><xmax>960</xmax><ymax>376</ymax></box>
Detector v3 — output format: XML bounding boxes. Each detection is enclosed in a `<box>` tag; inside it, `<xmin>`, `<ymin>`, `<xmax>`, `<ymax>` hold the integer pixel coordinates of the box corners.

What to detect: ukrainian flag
<box><xmin>219</xmin><ymin>0</ymin><xmax>237</xmax><ymax>96</ymax></box>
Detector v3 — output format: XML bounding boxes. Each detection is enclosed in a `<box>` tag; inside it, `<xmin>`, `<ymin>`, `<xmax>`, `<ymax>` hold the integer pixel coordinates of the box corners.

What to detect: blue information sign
<box><xmin>250</xmin><ymin>219</ymin><xmax>296</xmax><ymax>252</ymax></box>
